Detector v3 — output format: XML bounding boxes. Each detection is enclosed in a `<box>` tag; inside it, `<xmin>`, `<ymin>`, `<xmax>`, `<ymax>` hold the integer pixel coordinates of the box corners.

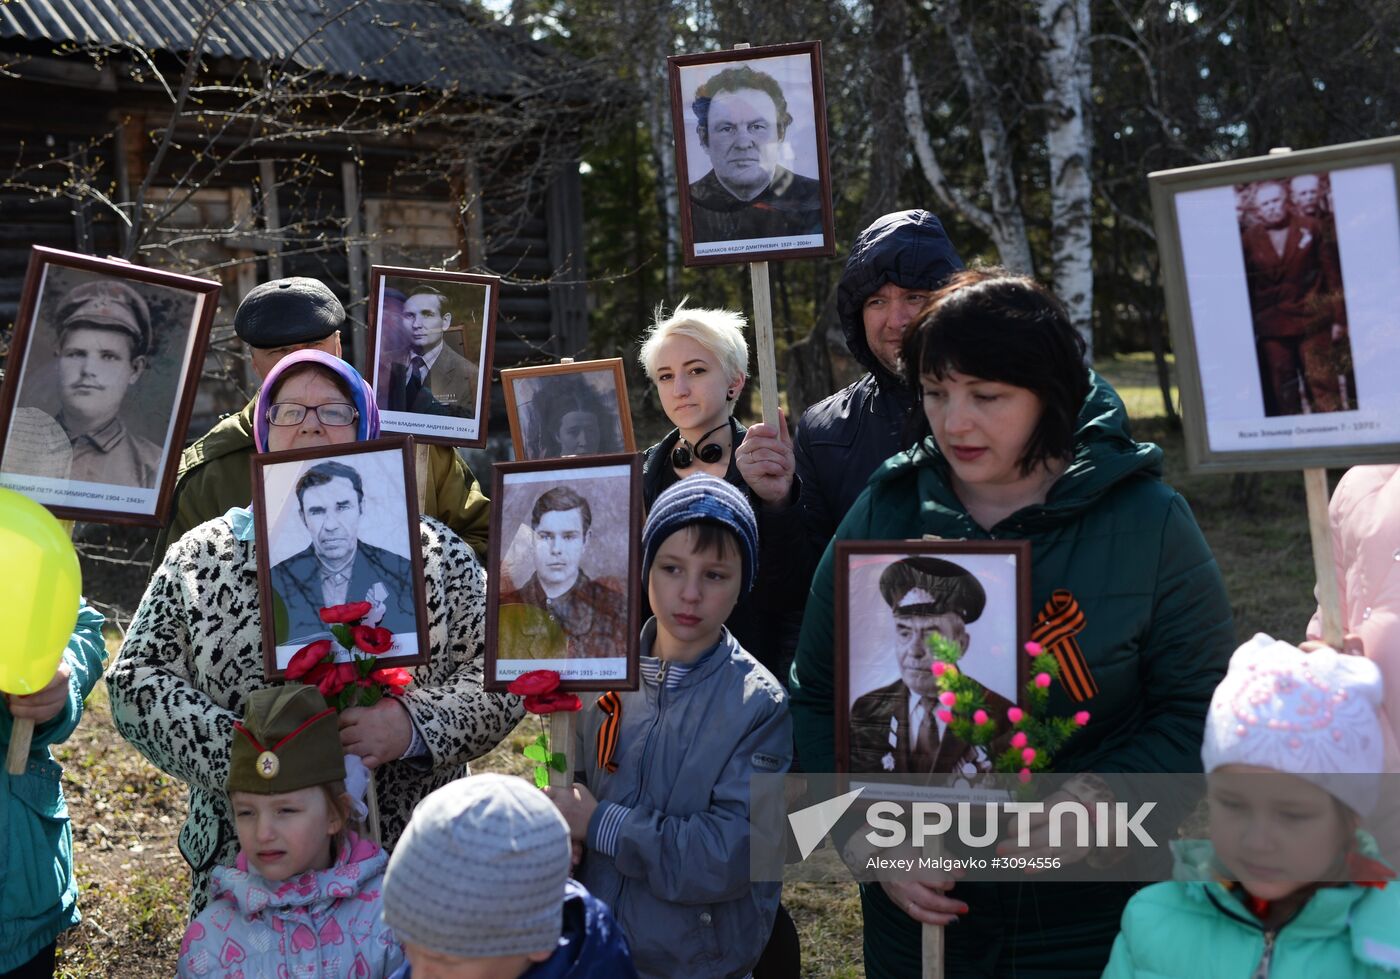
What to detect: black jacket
<box><xmin>641</xmin><ymin>418</ymin><xmax>807</xmax><ymax>685</ymax></box>
<box><xmin>792</xmin><ymin>208</ymin><xmax>964</xmax><ymax>562</ymax></box>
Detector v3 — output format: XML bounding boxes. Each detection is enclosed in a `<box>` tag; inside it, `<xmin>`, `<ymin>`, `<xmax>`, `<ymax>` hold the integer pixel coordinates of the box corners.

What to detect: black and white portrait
<box><xmin>487</xmin><ymin>455</ymin><xmax>642</xmax><ymax>690</ymax></box>
<box><xmin>255</xmin><ymin>440</ymin><xmax>428</xmax><ymax>673</ymax></box>
<box><xmin>837</xmin><ymin>543</ymin><xmax>1028</xmax><ymax>778</ymax></box>
<box><xmin>502</xmin><ymin>358</ymin><xmax>635</xmax><ymax>461</ymax></box>
<box><xmin>368</xmin><ymin>266</ymin><xmax>498</xmax><ymax>447</ymax></box>
<box><xmin>0</xmin><ymin>249</ymin><xmax>217</xmax><ymax>524</ymax></box>
<box><xmin>670</xmin><ymin>42</ymin><xmax>834</xmax><ymax>264</ymax></box>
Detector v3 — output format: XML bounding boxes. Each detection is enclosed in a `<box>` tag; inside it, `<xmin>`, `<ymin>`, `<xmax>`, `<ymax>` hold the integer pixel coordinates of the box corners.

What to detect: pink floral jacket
<box><xmin>177</xmin><ymin>833</ymin><xmax>403</xmax><ymax>978</ymax></box>
<box><xmin>1308</xmin><ymin>464</ymin><xmax>1400</xmax><ymax>771</ymax></box>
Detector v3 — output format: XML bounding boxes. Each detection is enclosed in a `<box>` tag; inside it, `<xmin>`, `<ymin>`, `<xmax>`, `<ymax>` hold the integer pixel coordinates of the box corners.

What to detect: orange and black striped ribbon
<box><xmin>595</xmin><ymin>691</ymin><xmax>621</xmax><ymax>773</ymax></box>
<box><xmin>1030</xmin><ymin>590</ymin><xmax>1098</xmax><ymax>702</ymax></box>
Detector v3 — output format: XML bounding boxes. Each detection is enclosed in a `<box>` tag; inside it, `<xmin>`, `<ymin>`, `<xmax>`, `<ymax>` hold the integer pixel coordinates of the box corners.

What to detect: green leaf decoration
<box><xmin>533</xmin><ymin>765</ymin><xmax>549</xmax><ymax>788</ymax></box>
<box><xmin>534</xmin><ymin>732</ymin><xmax>550</xmax><ymax>750</ymax></box>
<box><xmin>331</xmin><ymin>623</ymin><xmax>354</xmax><ymax>650</ymax></box>
<box><xmin>548</xmin><ymin>751</ymin><xmax>567</xmax><ymax>773</ymax></box>
<box><xmin>523</xmin><ymin>744</ymin><xmax>550</xmax><ymax>763</ymax></box>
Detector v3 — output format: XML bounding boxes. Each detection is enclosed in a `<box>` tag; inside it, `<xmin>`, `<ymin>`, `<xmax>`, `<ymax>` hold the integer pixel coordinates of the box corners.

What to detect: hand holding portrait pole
<box><xmin>0</xmin><ymin>487</ymin><xmax>83</xmax><ymax>774</ymax></box>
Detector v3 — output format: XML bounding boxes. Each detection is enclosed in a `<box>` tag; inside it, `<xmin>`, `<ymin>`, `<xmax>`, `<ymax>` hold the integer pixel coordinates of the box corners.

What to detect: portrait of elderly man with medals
<box><xmin>848</xmin><ymin>556</ymin><xmax>1012</xmax><ymax>776</ymax></box>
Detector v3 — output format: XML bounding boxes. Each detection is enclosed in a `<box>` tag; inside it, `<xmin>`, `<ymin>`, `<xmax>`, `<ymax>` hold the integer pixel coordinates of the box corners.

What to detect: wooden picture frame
<box><xmin>500</xmin><ymin>358</ymin><xmax>637</xmax><ymax>461</ymax></box>
<box><xmin>668</xmin><ymin>40</ymin><xmax>836</xmax><ymax>267</ymax></box>
<box><xmin>485</xmin><ymin>453</ymin><xmax>643</xmax><ymax>692</ymax></box>
<box><xmin>252</xmin><ymin>436</ymin><xmax>430</xmax><ymax>679</ymax></box>
<box><xmin>0</xmin><ymin>246</ymin><xmax>219</xmax><ymax>525</ymax></box>
<box><xmin>1148</xmin><ymin>135</ymin><xmax>1400</xmax><ymax>473</ymax></box>
<box><xmin>834</xmin><ymin>540</ymin><xmax>1032</xmax><ymax>779</ymax></box>
<box><xmin>366</xmin><ymin>265</ymin><xmax>499</xmax><ymax>447</ymax></box>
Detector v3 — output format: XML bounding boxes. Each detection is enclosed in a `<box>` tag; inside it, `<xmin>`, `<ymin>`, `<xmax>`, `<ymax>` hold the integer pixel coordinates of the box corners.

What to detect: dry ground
<box><xmin>51</xmin><ymin>354</ymin><xmax>1319</xmax><ymax>977</ymax></box>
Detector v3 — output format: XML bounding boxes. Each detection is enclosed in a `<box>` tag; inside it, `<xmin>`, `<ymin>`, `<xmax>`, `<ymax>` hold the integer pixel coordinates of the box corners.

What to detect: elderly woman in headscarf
<box><xmin>108</xmin><ymin>350</ymin><xmax>521</xmax><ymax>914</ymax></box>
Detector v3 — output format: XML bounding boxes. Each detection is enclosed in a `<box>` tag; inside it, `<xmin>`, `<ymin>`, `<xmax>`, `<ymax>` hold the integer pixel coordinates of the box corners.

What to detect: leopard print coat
<box><xmin>107</xmin><ymin>514</ymin><xmax>523</xmax><ymax>913</ymax></box>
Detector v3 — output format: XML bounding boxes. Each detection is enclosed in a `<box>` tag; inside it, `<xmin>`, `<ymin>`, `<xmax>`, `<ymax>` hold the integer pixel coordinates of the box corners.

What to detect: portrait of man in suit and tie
<box><xmin>847</xmin><ymin>556</ymin><xmax>1014</xmax><ymax>777</ymax></box>
<box><xmin>268</xmin><ymin>459</ymin><xmax>419</xmax><ymax>652</ymax></box>
<box><xmin>383</xmin><ymin>286</ymin><xmax>481</xmax><ymax>418</ymax></box>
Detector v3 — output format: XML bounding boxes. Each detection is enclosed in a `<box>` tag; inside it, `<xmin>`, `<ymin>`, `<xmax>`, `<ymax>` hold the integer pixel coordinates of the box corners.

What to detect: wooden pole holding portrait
<box><xmin>667</xmin><ymin>39</ymin><xmax>836</xmax><ymax>429</ymax></box>
<box><xmin>1149</xmin><ymin>138</ymin><xmax>1400</xmax><ymax>657</ymax></box>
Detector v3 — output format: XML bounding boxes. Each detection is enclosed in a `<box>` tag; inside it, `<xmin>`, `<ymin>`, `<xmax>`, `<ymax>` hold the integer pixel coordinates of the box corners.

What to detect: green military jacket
<box><xmin>152</xmin><ymin>399</ymin><xmax>490</xmax><ymax>567</ymax></box>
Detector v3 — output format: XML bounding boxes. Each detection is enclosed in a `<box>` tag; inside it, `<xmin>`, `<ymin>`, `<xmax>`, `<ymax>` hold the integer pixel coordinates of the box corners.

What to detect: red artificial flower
<box><xmin>316</xmin><ymin>662</ymin><xmax>359</xmax><ymax>699</ymax></box>
<box><xmin>508</xmin><ymin>670</ymin><xmax>562</xmax><ymax>697</ymax></box>
<box><xmin>351</xmin><ymin>625</ymin><xmax>394</xmax><ymax>655</ymax></box>
<box><xmin>319</xmin><ymin>601</ymin><xmax>374</xmax><ymax>624</ymax></box>
<box><xmin>523</xmin><ymin>691</ymin><xmax>583</xmax><ymax>715</ymax></box>
<box><xmin>371</xmin><ymin>667</ymin><xmax>413</xmax><ymax>697</ymax></box>
<box><xmin>286</xmin><ymin>640</ymin><xmax>333</xmax><ymax>680</ymax></box>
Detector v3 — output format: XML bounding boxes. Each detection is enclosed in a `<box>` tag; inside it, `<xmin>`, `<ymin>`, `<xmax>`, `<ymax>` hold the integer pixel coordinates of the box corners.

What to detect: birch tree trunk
<box><xmin>1039</xmin><ymin>0</ymin><xmax>1094</xmax><ymax>357</ymax></box>
<box><xmin>901</xmin><ymin>0</ymin><xmax>1034</xmax><ymax>274</ymax></box>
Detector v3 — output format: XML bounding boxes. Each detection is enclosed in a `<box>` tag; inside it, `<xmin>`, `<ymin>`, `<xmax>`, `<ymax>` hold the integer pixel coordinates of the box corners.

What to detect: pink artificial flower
<box><xmin>1018</xmin><ymin>767</ymin><xmax>1032</xmax><ymax>784</ymax></box>
<box><xmin>1024</xmin><ymin>641</ymin><xmax>1043</xmax><ymax>657</ymax></box>
<box><xmin>972</xmin><ymin>709</ymin><xmax>989</xmax><ymax>725</ymax></box>
<box><xmin>1007</xmin><ymin>706</ymin><xmax>1024</xmax><ymax>724</ymax></box>
<box><xmin>1034</xmin><ymin>672</ymin><xmax>1052</xmax><ymax>688</ymax></box>
<box><xmin>938</xmin><ymin>691</ymin><xmax>957</xmax><ymax>708</ymax></box>
<box><xmin>1021</xmin><ymin>747</ymin><xmax>1036</xmax><ymax>764</ymax></box>
<box><xmin>1010</xmin><ymin>731</ymin><xmax>1028</xmax><ymax>749</ymax></box>
<box><xmin>1074</xmin><ymin>710</ymin><xmax>1091</xmax><ymax>726</ymax></box>
<box><xmin>935</xmin><ymin>709</ymin><xmax>953</xmax><ymax>724</ymax></box>
<box><xmin>932</xmin><ymin>661</ymin><xmax>948</xmax><ymax>677</ymax></box>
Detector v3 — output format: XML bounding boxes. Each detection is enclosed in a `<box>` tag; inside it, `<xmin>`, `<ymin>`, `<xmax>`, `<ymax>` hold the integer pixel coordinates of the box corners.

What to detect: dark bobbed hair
<box><xmin>538</xmin><ymin>376</ymin><xmax>623</xmax><ymax>456</ymax></box>
<box><xmin>900</xmin><ymin>268</ymin><xmax>1090</xmax><ymax>475</ymax></box>
<box><xmin>693</xmin><ymin>65</ymin><xmax>793</xmax><ymax>144</ymax></box>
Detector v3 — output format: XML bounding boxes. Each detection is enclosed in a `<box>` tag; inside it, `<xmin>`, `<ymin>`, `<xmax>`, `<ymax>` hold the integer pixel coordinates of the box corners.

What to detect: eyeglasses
<box><xmin>266</xmin><ymin>402</ymin><xmax>359</xmax><ymax>427</ymax></box>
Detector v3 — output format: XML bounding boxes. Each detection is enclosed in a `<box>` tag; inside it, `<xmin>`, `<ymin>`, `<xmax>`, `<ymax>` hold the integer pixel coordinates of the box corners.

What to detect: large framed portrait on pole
<box><xmin>1149</xmin><ymin>135</ymin><xmax>1400</xmax><ymax>472</ymax></box>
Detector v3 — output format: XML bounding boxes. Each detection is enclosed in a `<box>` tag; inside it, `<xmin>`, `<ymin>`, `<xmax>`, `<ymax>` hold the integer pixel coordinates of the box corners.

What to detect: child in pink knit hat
<box><xmin>1104</xmin><ymin>634</ymin><xmax>1400</xmax><ymax>977</ymax></box>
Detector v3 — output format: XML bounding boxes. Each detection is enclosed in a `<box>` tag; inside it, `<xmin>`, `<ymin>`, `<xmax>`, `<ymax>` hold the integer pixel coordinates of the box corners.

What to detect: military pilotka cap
<box><xmin>234</xmin><ymin>277</ymin><xmax>345</xmax><ymax>348</ymax></box>
<box><xmin>879</xmin><ymin>556</ymin><xmax>986</xmax><ymax>622</ymax></box>
<box><xmin>227</xmin><ymin>685</ymin><xmax>345</xmax><ymax>794</ymax></box>
<box><xmin>57</xmin><ymin>280</ymin><xmax>151</xmax><ymax>357</ymax></box>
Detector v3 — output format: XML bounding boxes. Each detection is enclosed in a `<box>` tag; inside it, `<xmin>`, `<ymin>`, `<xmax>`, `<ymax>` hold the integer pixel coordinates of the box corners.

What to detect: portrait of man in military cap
<box><xmin>839</xmin><ymin>546</ymin><xmax>1029</xmax><ymax>778</ymax></box>
<box><xmin>1</xmin><ymin>259</ymin><xmax>210</xmax><ymax>510</ymax></box>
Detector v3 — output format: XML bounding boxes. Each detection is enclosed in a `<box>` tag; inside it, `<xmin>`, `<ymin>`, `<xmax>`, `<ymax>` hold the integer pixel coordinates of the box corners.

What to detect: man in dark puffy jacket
<box><xmin>738</xmin><ymin>209</ymin><xmax>964</xmax><ymax>567</ymax></box>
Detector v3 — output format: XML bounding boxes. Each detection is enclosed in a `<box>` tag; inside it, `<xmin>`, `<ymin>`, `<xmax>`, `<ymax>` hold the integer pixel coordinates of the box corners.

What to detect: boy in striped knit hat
<box><xmin>545</xmin><ymin>473</ymin><xmax>793</xmax><ymax>979</ymax></box>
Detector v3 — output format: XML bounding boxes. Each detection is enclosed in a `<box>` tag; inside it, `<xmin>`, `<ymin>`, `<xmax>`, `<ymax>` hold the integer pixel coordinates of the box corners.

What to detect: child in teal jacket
<box><xmin>0</xmin><ymin>600</ymin><xmax>106</xmax><ymax>977</ymax></box>
<box><xmin>1104</xmin><ymin>635</ymin><xmax>1400</xmax><ymax>977</ymax></box>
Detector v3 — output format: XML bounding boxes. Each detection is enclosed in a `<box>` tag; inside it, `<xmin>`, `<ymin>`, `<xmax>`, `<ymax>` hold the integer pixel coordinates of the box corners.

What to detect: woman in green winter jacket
<box><xmin>789</xmin><ymin>268</ymin><xmax>1236</xmax><ymax>977</ymax></box>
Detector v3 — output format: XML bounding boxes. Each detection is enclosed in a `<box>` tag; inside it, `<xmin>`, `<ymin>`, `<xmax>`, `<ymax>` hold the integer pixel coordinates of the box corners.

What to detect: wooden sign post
<box><xmin>748</xmin><ymin>261</ymin><xmax>781</xmax><ymax>428</ymax></box>
<box><xmin>1303</xmin><ymin>468</ymin><xmax>1344</xmax><ymax>649</ymax></box>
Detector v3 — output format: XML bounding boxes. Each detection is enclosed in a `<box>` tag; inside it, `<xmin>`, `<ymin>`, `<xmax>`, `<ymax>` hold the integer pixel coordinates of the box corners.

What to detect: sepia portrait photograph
<box><xmin>1150</xmin><ymin>139</ymin><xmax>1400</xmax><ymax>471</ymax></box>
<box><xmin>835</xmin><ymin>541</ymin><xmax>1030</xmax><ymax>780</ymax></box>
<box><xmin>501</xmin><ymin>358</ymin><xmax>636</xmax><ymax>461</ymax></box>
<box><xmin>253</xmin><ymin>437</ymin><xmax>429</xmax><ymax>677</ymax></box>
<box><xmin>486</xmin><ymin>454</ymin><xmax>642</xmax><ymax>691</ymax></box>
<box><xmin>669</xmin><ymin>41</ymin><xmax>835</xmax><ymax>265</ymax></box>
<box><xmin>0</xmin><ymin>247</ymin><xmax>218</xmax><ymax>524</ymax></box>
<box><xmin>367</xmin><ymin>265</ymin><xmax>498</xmax><ymax>447</ymax></box>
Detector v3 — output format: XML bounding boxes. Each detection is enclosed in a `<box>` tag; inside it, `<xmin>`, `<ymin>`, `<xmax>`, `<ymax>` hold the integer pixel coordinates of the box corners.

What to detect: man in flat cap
<box><xmin>848</xmin><ymin>557</ymin><xmax>1006</xmax><ymax>775</ymax></box>
<box><xmin>153</xmin><ymin>276</ymin><xmax>490</xmax><ymax>570</ymax></box>
<box><xmin>26</xmin><ymin>280</ymin><xmax>164</xmax><ymax>489</ymax></box>
<box><xmin>383</xmin><ymin>286</ymin><xmax>479</xmax><ymax>418</ymax></box>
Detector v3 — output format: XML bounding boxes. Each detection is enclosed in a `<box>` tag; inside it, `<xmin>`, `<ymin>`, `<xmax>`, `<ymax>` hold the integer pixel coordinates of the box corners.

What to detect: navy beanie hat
<box><xmin>642</xmin><ymin>474</ymin><xmax>758</xmax><ymax>594</ymax></box>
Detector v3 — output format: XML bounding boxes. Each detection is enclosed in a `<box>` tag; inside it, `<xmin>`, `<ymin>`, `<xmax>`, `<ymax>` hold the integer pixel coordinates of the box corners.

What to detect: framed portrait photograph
<box><xmin>252</xmin><ymin>436</ymin><xmax>430</xmax><ymax>678</ymax></box>
<box><xmin>668</xmin><ymin>41</ymin><xmax>836</xmax><ymax>266</ymax></box>
<box><xmin>500</xmin><ymin>358</ymin><xmax>637</xmax><ymax>461</ymax></box>
<box><xmin>485</xmin><ymin>453</ymin><xmax>643</xmax><ymax>692</ymax></box>
<box><xmin>1149</xmin><ymin>135</ymin><xmax>1400</xmax><ymax>472</ymax></box>
<box><xmin>366</xmin><ymin>265</ymin><xmax>499</xmax><ymax>447</ymax></box>
<box><xmin>834</xmin><ymin>540</ymin><xmax>1031</xmax><ymax>781</ymax></box>
<box><xmin>0</xmin><ymin>246</ymin><xmax>219</xmax><ymax>524</ymax></box>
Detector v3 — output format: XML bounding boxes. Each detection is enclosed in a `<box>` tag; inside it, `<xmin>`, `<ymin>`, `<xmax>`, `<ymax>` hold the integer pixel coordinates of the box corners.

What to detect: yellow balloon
<box><xmin>0</xmin><ymin>488</ymin><xmax>82</xmax><ymax>695</ymax></box>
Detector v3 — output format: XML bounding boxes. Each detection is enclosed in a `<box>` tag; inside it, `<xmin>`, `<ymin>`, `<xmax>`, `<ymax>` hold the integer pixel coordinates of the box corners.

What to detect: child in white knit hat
<box><xmin>1104</xmin><ymin>635</ymin><xmax>1400</xmax><ymax>977</ymax></box>
<box><xmin>381</xmin><ymin>773</ymin><xmax>637</xmax><ymax>979</ymax></box>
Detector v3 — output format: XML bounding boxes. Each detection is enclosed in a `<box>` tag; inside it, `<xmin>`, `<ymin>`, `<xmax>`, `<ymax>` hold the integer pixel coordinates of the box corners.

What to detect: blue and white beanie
<box><xmin>642</xmin><ymin>474</ymin><xmax>758</xmax><ymax>594</ymax></box>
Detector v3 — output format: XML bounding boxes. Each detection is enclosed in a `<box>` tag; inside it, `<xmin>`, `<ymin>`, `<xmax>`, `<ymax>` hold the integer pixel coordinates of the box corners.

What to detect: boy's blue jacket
<box><xmin>387</xmin><ymin>879</ymin><xmax>637</xmax><ymax>978</ymax></box>
<box><xmin>0</xmin><ymin>601</ymin><xmax>106</xmax><ymax>972</ymax></box>
<box><xmin>573</xmin><ymin>622</ymin><xmax>792</xmax><ymax>979</ymax></box>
